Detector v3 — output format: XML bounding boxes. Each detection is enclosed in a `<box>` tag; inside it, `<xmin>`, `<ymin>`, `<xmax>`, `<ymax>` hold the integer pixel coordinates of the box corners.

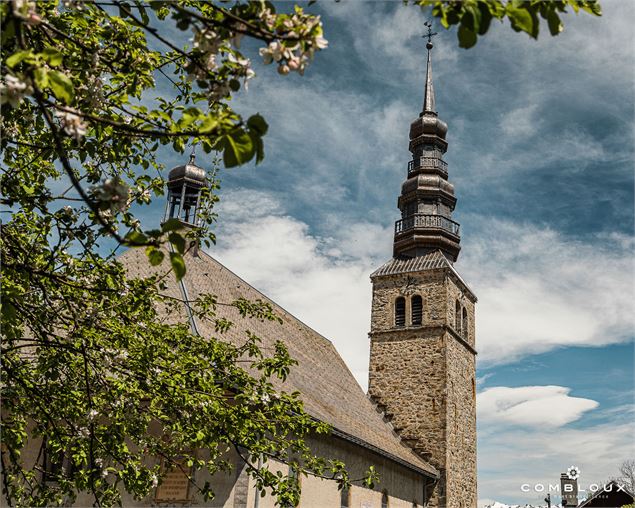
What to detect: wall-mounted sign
<box><xmin>155</xmin><ymin>457</ymin><xmax>191</xmax><ymax>503</ymax></box>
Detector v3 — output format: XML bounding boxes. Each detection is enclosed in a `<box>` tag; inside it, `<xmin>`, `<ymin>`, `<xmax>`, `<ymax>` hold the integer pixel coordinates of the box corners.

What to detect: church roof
<box><xmin>371</xmin><ymin>250</ymin><xmax>477</xmax><ymax>302</ymax></box>
<box><xmin>119</xmin><ymin>248</ymin><xmax>438</xmax><ymax>479</ymax></box>
<box><xmin>371</xmin><ymin>250</ymin><xmax>449</xmax><ymax>277</ymax></box>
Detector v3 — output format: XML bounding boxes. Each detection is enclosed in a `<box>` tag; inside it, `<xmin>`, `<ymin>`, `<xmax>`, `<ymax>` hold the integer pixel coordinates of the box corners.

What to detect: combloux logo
<box><xmin>567</xmin><ymin>466</ymin><xmax>580</xmax><ymax>480</ymax></box>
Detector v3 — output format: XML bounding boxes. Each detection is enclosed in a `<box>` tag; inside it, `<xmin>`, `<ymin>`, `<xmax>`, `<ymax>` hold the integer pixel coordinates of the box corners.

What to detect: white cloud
<box><xmin>321</xmin><ymin>2</ymin><xmax>459</xmax><ymax>78</ymax></box>
<box><xmin>500</xmin><ymin>105</ymin><xmax>540</xmax><ymax>139</ymax></box>
<box><xmin>213</xmin><ymin>189</ymin><xmax>392</xmax><ymax>390</ymax></box>
<box><xmin>458</xmin><ymin>219</ymin><xmax>635</xmax><ymax>365</ymax></box>
<box><xmin>234</xmin><ymin>75</ymin><xmax>412</xmax><ymax>214</ymax></box>
<box><xmin>477</xmin><ymin>385</ymin><xmax>599</xmax><ymax>427</ymax></box>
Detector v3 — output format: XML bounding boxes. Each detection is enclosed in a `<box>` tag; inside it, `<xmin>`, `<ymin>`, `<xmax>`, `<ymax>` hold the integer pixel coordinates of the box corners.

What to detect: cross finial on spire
<box><xmin>188</xmin><ymin>141</ymin><xmax>197</xmax><ymax>165</ymax></box>
<box><xmin>423</xmin><ymin>20</ymin><xmax>438</xmax><ymax>49</ymax></box>
<box><xmin>421</xmin><ymin>21</ymin><xmax>437</xmax><ymax>115</ymax></box>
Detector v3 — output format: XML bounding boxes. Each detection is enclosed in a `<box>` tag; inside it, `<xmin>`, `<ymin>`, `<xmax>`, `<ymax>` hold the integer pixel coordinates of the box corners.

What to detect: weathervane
<box><xmin>423</xmin><ymin>20</ymin><xmax>438</xmax><ymax>49</ymax></box>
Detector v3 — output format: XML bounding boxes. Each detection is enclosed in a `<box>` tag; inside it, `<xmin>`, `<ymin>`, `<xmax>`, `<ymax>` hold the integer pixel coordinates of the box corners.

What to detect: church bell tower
<box><xmin>368</xmin><ymin>32</ymin><xmax>477</xmax><ymax>508</ymax></box>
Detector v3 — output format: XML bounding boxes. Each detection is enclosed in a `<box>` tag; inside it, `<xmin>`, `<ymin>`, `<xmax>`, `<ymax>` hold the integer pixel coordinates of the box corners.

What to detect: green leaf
<box><xmin>169</xmin><ymin>251</ymin><xmax>186</xmax><ymax>281</ymax></box>
<box><xmin>168</xmin><ymin>232</ymin><xmax>186</xmax><ymax>255</ymax></box>
<box><xmin>1</xmin><ymin>20</ymin><xmax>15</xmax><ymax>46</ymax></box>
<box><xmin>41</xmin><ymin>48</ymin><xmax>63</xmax><ymax>67</ymax></box>
<box><xmin>134</xmin><ymin>0</ymin><xmax>150</xmax><ymax>25</ymax></box>
<box><xmin>547</xmin><ymin>10</ymin><xmax>563</xmax><ymax>36</ymax></box>
<box><xmin>47</xmin><ymin>70</ymin><xmax>74</xmax><ymax>104</ymax></box>
<box><xmin>477</xmin><ymin>2</ymin><xmax>493</xmax><ymax>35</ymax></box>
<box><xmin>247</xmin><ymin>114</ymin><xmax>268</xmax><ymax>136</ymax></box>
<box><xmin>463</xmin><ymin>5</ymin><xmax>481</xmax><ymax>33</ymax></box>
<box><xmin>145</xmin><ymin>246</ymin><xmax>165</xmax><ymax>266</ymax></box>
<box><xmin>199</xmin><ymin>115</ymin><xmax>218</xmax><ymax>134</ymax></box>
<box><xmin>33</xmin><ymin>68</ymin><xmax>49</xmax><ymax>89</ymax></box>
<box><xmin>458</xmin><ymin>24</ymin><xmax>477</xmax><ymax>49</ymax></box>
<box><xmin>1</xmin><ymin>301</ymin><xmax>17</xmax><ymax>321</ymax></box>
<box><xmin>506</xmin><ymin>4</ymin><xmax>536</xmax><ymax>37</ymax></box>
<box><xmin>6</xmin><ymin>50</ymin><xmax>33</xmax><ymax>68</ymax></box>
<box><xmin>583</xmin><ymin>1</ymin><xmax>602</xmax><ymax>16</ymax></box>
<box><xmin>125</xmin><ymin>230</ymin><xmax>148</xmax><ymax>245</ymax></box>
<box><xmin>161</xmin><ymin>218</ymin><xmax>185</xmax><ymax>233</ymax></box>
<box><xmin>220</xmin><ymin>130</ymin><xmax>254</xmax><ymax>168</ymax></box>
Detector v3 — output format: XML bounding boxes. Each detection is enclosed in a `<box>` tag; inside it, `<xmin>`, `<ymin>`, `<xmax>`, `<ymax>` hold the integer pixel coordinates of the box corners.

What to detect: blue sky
<box><xmin>131</xmin><ymin>2</ymin><xmax>634</xmax><ymax>505</ymax></box>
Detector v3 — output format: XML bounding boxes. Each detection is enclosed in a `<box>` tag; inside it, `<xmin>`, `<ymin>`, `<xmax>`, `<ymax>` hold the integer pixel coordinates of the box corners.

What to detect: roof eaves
<box><xmin>329</xmin><ymin>426</ymin><xmax>439</xmax><ymax>480</ymax></box>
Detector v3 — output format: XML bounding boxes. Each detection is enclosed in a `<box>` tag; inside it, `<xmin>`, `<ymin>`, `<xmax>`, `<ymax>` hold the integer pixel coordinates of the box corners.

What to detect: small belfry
<box><xmin>368</xmin><ymin>24</ymin><xmax>478</xmax><ymax>508</ymax></box>
<box><xmin>163</xmin><ymin>150</ymin><xmax>207</xmax><ymax>227</ymax></box>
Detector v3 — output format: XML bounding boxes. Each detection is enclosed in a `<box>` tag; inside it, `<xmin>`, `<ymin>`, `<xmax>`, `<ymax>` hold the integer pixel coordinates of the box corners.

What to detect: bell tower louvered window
<box><xmin>395</xmin><ymin>297</ymin><xmax>406</xmax><ymax>327</ymax></box>
<box><xmin>411</xmin><ymin>295</ymin><xmax>423</xmax><ymax>325</ymax></box>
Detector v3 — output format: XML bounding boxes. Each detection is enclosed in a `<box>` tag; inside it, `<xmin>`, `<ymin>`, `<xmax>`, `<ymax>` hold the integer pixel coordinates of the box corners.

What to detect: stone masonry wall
<box><xmin>445</xmin><ymin>331</ymin><xmax>477</xmax><ymax>508</ymax></box>
<box><xmin>444</xmin><ymin>274</ymin><xmax>477</xmax><ymax>507</ymax></box>
<box><xmin>368</xmin><ymin>268</ymin><xmax>477</xmax><ymax>508</ymax></box>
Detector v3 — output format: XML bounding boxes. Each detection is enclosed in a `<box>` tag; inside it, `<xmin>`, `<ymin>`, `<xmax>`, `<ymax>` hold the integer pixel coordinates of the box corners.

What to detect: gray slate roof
<box><xmin>119</xmin><ymin>248</ymin><xmax>438</xmax><ymax>478</ymax></box>
<box><xmin>371</xmin><ymin>250</ymin><xmax>477</xmax><ymax>301</ymax></box>
<box><xmin>371</xmin><ymin>250</ymin><xmax>450</xmax><ymax>277</ymax></box>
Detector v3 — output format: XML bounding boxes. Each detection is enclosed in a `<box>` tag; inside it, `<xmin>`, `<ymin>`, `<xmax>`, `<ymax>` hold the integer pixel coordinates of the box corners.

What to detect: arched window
<box><xmin>455</xmin><ymin>300</ymin><xmax>461</xmax><ymax>331</ymax></box>
<box><xmin>381</xmin><ymin>490</ymin><xmax>389</xmax><ymax>508</ymax></box>
<box><xmin>411</xmin><ymin>295</ymin><xmax>423</xmax><ymax>326</ymax></box>
<box><xmin>340</xmin><ymin>485</ymin><xmax>350</xmax><ymax>508</ymax></box>
<box><xmin>395</xmin><ymin>297</ymin><xmax>406</xmax><ymax>327</ymax></box>
<box><xmin>462</xmin><ymin>307</ymin><xmax>468</xmax><ymax>338</ymax></box>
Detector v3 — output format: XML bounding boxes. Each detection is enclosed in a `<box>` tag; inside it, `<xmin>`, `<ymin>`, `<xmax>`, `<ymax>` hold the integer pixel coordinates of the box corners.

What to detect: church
<box><xmin>82</xmin><ymin>37</ymin><xmax>477</xmax><ymax>508</ymax></box>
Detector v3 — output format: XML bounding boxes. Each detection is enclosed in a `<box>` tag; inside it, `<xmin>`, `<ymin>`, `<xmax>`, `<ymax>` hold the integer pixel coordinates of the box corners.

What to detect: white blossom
<box><xmin>62</xmin><ymin>0</ymin><xmax>84</xmax><ymax>10</ymax></box>
<box><xmin>55</xmin><ymin>109</ymin><xmax>88</xmax><ymax>141</ymax></box>
<box><xmin>151</xmin><ymin>474</ymin><xmax>159</xmax><ymax>489</ymax></box>
<box><xmin>313</xmin><ymin>35</ymin><xmax>328</xmax><ymax>50</ymax></box>
<box><xmin>193</xmin><ymin>27</ymin><xmax>223</xmax><ymax>55</ymax></box>
<box><xmin>259</xmin><ymin>41</ymin><xmax>284</xmax><ymax>65</ymax></box>
<box><xmin>84</xmin><ymin>75</ymin><xmax>104</xmax><ymax>108</ymax></box>
<box><xmin>94</xmin><ymin>178</ymin><xmax>130</xmax><ymax>212</ymax></box>
<box><xmin>78</xmin><ymin>426</ymin><xmax>90</xmax><ymax>438</ymax></box>
<box><xmin>0</xmin><ymin>75</ymin><xmax>32</xmax><ymax>108</ymax></box>
<box><xmin>259</xmin><ymin>8</ymin><xmax>276</xmax><ymax>28</ymax></box>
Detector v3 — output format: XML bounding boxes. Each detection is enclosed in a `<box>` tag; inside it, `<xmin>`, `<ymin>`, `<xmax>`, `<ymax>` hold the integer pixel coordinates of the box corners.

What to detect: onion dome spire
<box><xmin>392</xmin><ymin>24</ymin><xmax>461</xmax><ymax>262</ymax></box>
